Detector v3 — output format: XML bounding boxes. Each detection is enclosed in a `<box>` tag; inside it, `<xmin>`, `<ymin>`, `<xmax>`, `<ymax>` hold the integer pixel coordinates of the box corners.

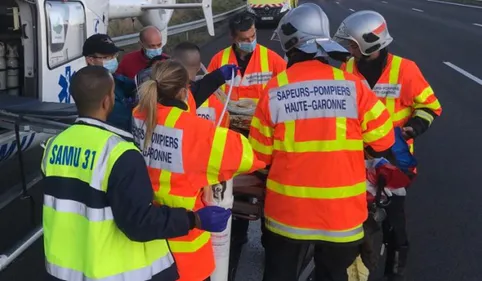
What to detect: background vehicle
<box><xmin>245</xmin><ymin>0</ymin><xmax>297</xmax><ymax>25</ymax></box>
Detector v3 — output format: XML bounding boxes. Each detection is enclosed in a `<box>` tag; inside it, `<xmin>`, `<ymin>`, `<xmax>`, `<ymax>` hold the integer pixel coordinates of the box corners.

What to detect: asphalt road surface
<box><xmin>1</xmin><ymin>0</ymin><xmax>482</xmax><ymax>280</ymax></box>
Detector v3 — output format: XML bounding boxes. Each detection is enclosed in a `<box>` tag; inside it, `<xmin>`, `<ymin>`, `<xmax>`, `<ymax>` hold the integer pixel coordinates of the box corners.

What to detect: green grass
<box><xmin>108</xmin><ymin>0</ymin><xmax>245</xmax><ymax>56</ymax></box>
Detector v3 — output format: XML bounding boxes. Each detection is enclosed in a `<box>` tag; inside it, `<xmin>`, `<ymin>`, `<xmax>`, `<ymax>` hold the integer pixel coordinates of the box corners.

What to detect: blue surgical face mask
<box><xmin>237</xmin><ymin>39</ymin><xmax>257</xmax><ymax>53</ymax></box>
<box><xmin>103</xmin><ymin>58</ymin><xmax>118</xmax><ymax>73</ymax></box>
<box><xmin>145</xmin><ymin>47</ymin><xmax>163</xmax><ymax>59</ymax></box>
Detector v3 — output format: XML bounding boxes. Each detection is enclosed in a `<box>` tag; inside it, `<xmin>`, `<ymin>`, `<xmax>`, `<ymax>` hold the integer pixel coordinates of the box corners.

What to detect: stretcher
<box><xmin>0</xmin><ymin>95</ymin><xmax>77</xmax><ymax>271</ymax></box>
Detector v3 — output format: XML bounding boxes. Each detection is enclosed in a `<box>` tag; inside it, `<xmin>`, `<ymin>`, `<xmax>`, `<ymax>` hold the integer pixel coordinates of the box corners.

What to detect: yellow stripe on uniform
<box><xmin>345</xmin><ymin>58</ymin><xmax>355</xmax><ymax>73</ymax></box>
<box><xmin>168</xmin><ymin>231</ymin><xmax>211</xmax><ymax>253</ymax></box>
<box><xmin>220</xmin><ymin>47</ymin><xmax>231</xmax><ymax>93</ymax></box>
<box><xmin>260</xmin><ymin>46</ymin><xmax>269</xmax><ymax>87</ymax></box>
<box><xmin>207</xmin><ymin>128</ymin><xmax>228</xmax><ymax>185</ymax></box>
<box><xmin>267</xmin><ymin>179</ymin><xmax>366</xmax><ymax>199</ymax></box>
<box><xmin>235</xmin><ymin>135</ymin><xmax>255</xmax><ymax>176</ymax></box>
<box><xmin>385</xmin><ymin>56</ymin><xmax>402</xmax><ymax>116</ymax></box>
<box><xmin>156</xmin><ymin>109</ymin><xmax>197</xmax><ymax>209</ymax></box>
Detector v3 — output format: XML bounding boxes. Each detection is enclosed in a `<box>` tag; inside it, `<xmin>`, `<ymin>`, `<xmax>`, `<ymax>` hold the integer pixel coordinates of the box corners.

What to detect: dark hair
<box><xmin>172</xmin><ymin>41</ymin><xmax>200</xmax><ymax>59</ymax></box>
<box><xmin>229</xmin><ymin>12</ymin><xmax>255</xmax><ymax>36</ymax></box>
<box><xmin>69</xmin><ymin>66</ymin><xmax>113</xmax><ymax>115</ymax></box>
<box><xmin>137</xmin><ymin>60</ymin><xmax>189</xmax><ymax>147</ymax></box>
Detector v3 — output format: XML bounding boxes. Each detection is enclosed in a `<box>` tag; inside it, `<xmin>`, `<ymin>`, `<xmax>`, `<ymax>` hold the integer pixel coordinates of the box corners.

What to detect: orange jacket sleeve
<box><xmin>405</xmin><ymin>60</ymin><xmax>442</xmax><ymax>125</ymax></box>
<box><xmin>356</xmin><ymin>79</ymin><xmax>395</xmax><ymax>152</ymax></box>
<box><xmin>248</xmin><ymin>78</ymin><xmax>277</xmax><ymax>165</ymax></box>
<box><xmin>184</xmin><ymin>116</ymin><xmax>265</xmax><ymax>185</ymax></box>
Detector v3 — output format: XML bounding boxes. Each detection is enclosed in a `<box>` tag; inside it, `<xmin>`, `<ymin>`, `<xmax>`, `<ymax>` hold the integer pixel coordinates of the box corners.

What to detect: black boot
<box><xmin>385</xmin><ymin>245</ymin><xmax>409</xmax><ymax>281</ymax></box>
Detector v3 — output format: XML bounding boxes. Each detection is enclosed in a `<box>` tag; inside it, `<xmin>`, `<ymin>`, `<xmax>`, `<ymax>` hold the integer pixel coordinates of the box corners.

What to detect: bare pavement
<box><xmin>1</xmin><ymin>0</ymin><xmax>482</xmax><ymax>280</ymax></box>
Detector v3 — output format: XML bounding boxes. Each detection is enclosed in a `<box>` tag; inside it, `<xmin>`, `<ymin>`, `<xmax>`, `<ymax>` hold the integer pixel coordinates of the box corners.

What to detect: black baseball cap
<box><xmin>82</xmin><ymin>34</ymin><xmax>123</xmax><ymax>56</ymax></box>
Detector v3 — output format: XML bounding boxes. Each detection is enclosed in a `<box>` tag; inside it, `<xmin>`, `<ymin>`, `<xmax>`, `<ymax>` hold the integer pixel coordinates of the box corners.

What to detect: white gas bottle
<box><xmin>6</xmin><ymin>43</ymin><xmax>19</xmax><ymax>96</ymax></box>
<box><xmin>0</xmin><ymin>42</ymin><xmax>7</xmax><ymax>93</ymax></box>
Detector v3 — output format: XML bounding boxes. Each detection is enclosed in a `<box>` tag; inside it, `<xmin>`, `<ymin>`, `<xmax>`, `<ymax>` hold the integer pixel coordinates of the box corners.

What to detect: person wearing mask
<box><xmin>333</xmin><ymin>11</ymin><xmax>442</xmax><ymax>281</ymax></box>
<box><xmin>207</xmin><ymin>12</ymin><xmax>286</xmax><ymax>280</ymax></box>
<box><xmin>117</xmin><ymin>26</ymin><xmax>169</xmax><ymax>79</ymax></box>
<box><xmin>132</xmin><ymin>60</ymin><xmax>266</xmax><ymax>281</ymax></box>
<box><xmin>248</xmin><ymin>4</ymin><xmax>396</xmax><ymax>281</ymax></box>
<box><xmin>172</xmin><ymin>41</ymin><xmax>231</xmax><ymax>127</ymax></box>
<box><xmin>207</xmin><ymin>11</ymin><xmax>287</xmax><ymax>104</ymax></box>
<box><xmin>135</xmin><ymin>44</ymin><xmax>238</xmax><ymax>122</ymax></box>
<box><xmin>40</xmin><ymin>65</ymin><xmax>232</xmax><ymax>281</ymax></box>
<box><xmin>82</xmin><ymin>33</ymin><xmax>136</xmax><ymax>132</ymax></box>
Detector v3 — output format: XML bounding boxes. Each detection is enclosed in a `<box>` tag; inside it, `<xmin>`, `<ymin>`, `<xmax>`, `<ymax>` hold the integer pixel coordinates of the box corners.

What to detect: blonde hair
<box><xmin>137</xmin><ymin>60</ymin><xmax>189</xmax><ymax>147</ymax></box>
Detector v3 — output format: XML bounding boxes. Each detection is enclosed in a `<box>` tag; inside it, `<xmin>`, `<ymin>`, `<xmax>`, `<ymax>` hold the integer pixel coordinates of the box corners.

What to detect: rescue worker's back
<box><xmin>132</xmin><ymin>60</ymin><xmax>266</xmax><ymax>281</ymax></box>
<box><xmin>248</xmin><ymin>4</ymin><xmax>395</xmax><ymax>281</ymax></box>
<box><xmin>251</xmin><ymin>59</ymin><xmax>394</xmax><ymax>241</ymax></box>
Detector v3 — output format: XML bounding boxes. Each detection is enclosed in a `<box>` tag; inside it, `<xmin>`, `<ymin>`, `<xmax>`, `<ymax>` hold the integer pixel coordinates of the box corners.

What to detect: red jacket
<box><xmin>117</xmin><ymin>49</ymin><xmax>169</xmax><ymax>79</ymax></box>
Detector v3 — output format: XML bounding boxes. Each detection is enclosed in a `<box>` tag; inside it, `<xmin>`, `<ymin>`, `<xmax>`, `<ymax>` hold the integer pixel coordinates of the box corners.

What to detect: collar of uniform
<box><xmin>75</xmin><ymin>117</ymin><xmax>134</xmax><ymax>141</ymax></box>
<box><xmin>159</xmin><ymin>98</ymin><xmax>188</xmax><ymax>110</ymax></box>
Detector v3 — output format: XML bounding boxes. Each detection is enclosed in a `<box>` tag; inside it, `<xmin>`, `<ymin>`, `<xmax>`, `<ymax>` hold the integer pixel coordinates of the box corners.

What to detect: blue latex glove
<box><xmin>195</xmin><ymin>206</ymin><xmax>231</xmax><ymax>233</ymax></box>
<box><xmin>219</xmin><ymin>64</ymin><xmax>240</xmax><ymax>80</ymax></box>
<box><xmin>391</xmin><ymin>127</ymin><xmax>417</xmax><ymax>172</ymax></box>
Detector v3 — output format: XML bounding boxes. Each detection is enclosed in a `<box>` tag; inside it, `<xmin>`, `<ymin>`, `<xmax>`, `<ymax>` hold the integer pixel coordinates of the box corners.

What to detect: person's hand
<box><xmin>219</xmin><ymin>64</ymin><xmax>240</xmax><ymax>80</ymax></box>
<box><xmin>194</xmin><ymin>206</ymin><xmax>231</xmax><ymax>232</ymax></box>
<box><xmin>401</xmin><ymin>126</ymin><xmax>416</xmax><ymax>140</ymax></box>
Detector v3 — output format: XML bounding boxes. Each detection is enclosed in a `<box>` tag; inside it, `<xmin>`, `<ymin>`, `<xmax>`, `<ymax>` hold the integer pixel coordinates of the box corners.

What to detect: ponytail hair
<box><xmin>137</xmin><ymin>59</ymin><xmax>189</xmax><ymax>148</ymax></box>
<box><xmin>138</xmin><ymin>79</ymin><xmax>158</xmax><ymax>148</ymax></box>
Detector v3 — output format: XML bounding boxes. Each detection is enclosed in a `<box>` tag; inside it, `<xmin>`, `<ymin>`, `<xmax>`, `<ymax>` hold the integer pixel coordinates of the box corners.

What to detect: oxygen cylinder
<box><xmin>203</xmin><ymin>180</ymin><xmax>234</xmax><ymax>281</ymax></box>
<box><xmin>0</xmin><ymin>42</ymin><xmax>6</xmax><ymax>93</ymax></box>
<box><xmin>6</xmin><ymin>42</ymin><xmax>19</xmax><ymax>96</ymax></box>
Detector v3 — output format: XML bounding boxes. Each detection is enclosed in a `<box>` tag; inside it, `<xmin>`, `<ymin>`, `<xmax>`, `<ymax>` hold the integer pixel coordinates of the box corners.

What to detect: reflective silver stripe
<box><xmin>44</xmin><ymin>195</ymin><xmax>113</xmax><ymax>222</ymax></box>
<box><xmin>46</xmin><ymin>253</ymin><xmax>175</xmax><ymax>281</ymax></box>
<box><xmin>90</xmin><ymin>135</ymin><xmax>124</xmax><ymax>191</ymax></box>
<box><xmin>265</xmin><ymin>217</ymin><xmax>363</xmax><ymax>238</ymax></box>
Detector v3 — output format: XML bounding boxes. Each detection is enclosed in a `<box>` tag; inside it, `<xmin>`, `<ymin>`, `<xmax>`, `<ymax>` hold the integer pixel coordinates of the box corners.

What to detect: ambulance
<box><xmin>245</xmin><ymin>0</ymin><xmax>298</xmax><ymax>24</ymax></box>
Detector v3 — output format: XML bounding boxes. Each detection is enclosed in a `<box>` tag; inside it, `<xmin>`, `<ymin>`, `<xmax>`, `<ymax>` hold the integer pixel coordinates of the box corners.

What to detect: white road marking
<box><xmin>382</xmin><ymin>1</ymin><xmax>388</xmax><ymax>3</ymax></box>
<box><xmin>336</xmin><ymin>1</ymin><xmax>340</xmax><ymax>4</ymax></box>
<box><xmin>473</xmin><ymin>23</ymin><xmax>482</xmax><ymax>27</ymax></box>
<box><xmin>349</xmin><ymin>8</ymin><xmax>356</xmax><ymax>12</ymax></box>
<box><xmin>443</xmin><ymin>62</ymin><xmax>482</xmax><ymax>85</ymax></box>
<box><xmin>427</xmin><ymin>0</ymin><xmax>482</xmax><ymax>9</ymax></box>
<box><xmin>412</xmin><ymin>8</ymin><xmax>424</xmax><ymax>12</ymax></box>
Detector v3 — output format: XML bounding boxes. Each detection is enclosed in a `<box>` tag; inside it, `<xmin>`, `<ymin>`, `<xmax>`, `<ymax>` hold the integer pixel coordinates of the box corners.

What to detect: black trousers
<box><xmin>262</xmin><ymin>230</ymin><xmax>361</xmax><ymax>281</ymax></box>
<box><xmin>382</xmin><ymin>195</ymin><xmax>409</xmax><ymax>276</ymax></box>
<box><xmin>383</xmin><ymin>195</ymin><xmax>408</xmax><ymax>248</ymax></box>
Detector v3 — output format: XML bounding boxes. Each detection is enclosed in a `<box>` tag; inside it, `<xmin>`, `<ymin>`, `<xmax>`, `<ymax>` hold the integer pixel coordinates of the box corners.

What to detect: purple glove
<box><xmin>219</xmin><ymin>64</ymin><xmax>240</xmax><ymax>80</ymax></box>
<box><xmin>195</xmin><ymin>206</ymin><xmax>231</xmax><ymax>232</ymax></box>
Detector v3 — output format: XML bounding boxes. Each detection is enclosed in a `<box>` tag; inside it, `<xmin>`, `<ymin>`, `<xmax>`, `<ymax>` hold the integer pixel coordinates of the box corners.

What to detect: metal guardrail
<box><xmin>0</xmin><ymin>5</ymin><xmax>246</xmax><ymax>273</ymax></box>
<box><xmin>113</xmin><ymin>5</ymin><xmax>246</xmax><ymax>47</ymax></box>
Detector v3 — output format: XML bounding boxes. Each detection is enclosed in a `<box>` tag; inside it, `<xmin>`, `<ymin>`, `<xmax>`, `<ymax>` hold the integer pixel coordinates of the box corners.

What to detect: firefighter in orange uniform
<box><xmin>172</xmin><ymin>42</ymin><xmax>231</xmax><ymax>128</ymax></box>
<box><xmin>207</xmin><ymin>12</ymin><xmax>287</xmax><ymax>280</ymax></box>
<box><xmin>249</xmin><ymin>4</ymin><xmax>395</xmax><ymax>281</ymax></box>
<box><xmin>334</xmin><ymin>11</ymin><xmax>442</xmax><ymax>281</ymax></box>
<box><xmin>132</xmin><ymin>60</ymin><xmax>265</xmax><ymax>281</ymax></box>
<box><xmin>207</xmin><ymin>11</ymin><xmax>287</xmax><ymax>104</ymax></box>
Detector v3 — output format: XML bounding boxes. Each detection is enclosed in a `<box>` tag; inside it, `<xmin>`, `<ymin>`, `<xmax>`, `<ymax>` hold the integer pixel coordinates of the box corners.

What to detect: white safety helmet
<box><xmin>272</xmin><ymin>3</ymin><xmax>348</xmax><ymax>55</ymax></box>
<box><xmin>334</xmin><ymin>10</ymin><xmax>393</xmax><ymax>56</ymax></box>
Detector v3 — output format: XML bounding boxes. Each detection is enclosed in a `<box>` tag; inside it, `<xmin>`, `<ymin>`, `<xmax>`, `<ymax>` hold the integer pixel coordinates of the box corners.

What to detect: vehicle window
<box><xmin>45</xmin><ymin>1</ymin><xmax>86</xmax><ymax>69</ymax></box>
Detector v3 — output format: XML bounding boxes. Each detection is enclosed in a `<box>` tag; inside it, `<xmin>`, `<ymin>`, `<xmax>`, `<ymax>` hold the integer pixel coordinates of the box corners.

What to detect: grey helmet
<box><xmin>334</xmin><ymin>10</ymin><xmax>393</xmax><ymax>56</ymax></box>
<box><xmin>273</xmin><ymin>3</ymin><xmax>347</xmax><ymax>54</ymax></box>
